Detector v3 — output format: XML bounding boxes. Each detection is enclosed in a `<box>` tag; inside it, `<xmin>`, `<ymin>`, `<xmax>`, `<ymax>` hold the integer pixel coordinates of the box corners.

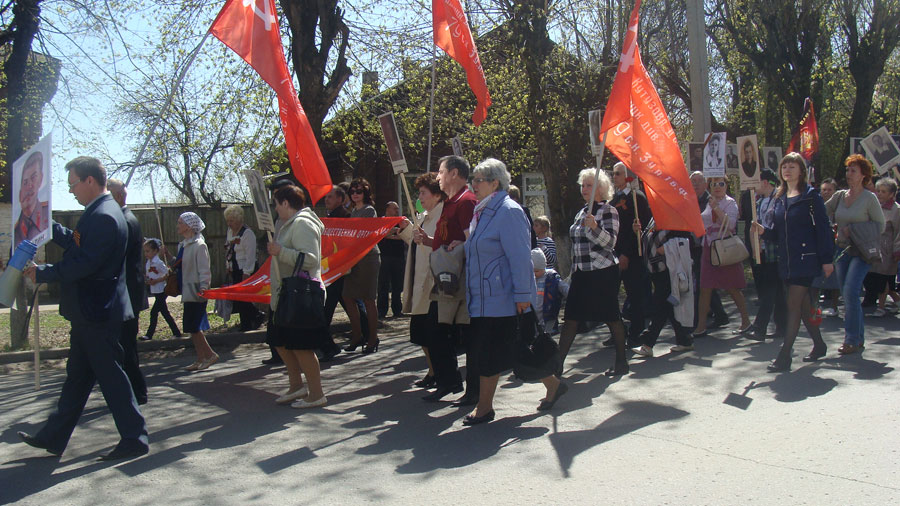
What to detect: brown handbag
<box><xmin>164</xmin><ymin>258</ymin><xmax>182</xmax><ymax>297</ymax></box>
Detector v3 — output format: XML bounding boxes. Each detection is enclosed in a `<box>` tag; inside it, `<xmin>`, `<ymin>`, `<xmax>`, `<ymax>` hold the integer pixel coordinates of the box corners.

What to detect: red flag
<box><xmin>599</xmin><ymin>0</ymin><xmax>704</xmax><ymax>237</ymax></box>
<box><xmin>433</xmin><ymin>0</ymin><xmax>491</xmax><ymax>125</ymax></box>
<box><xmin>788</xmin><ymin>97</ymin><xmax>820</xmax><ymax>182</ymax></box>
<box><xmin>202</xmin><ymin>217</ymin><xmax>403</xmax><ymax>302</ymax></box>
<box><xmin>209</xmin><ymin>0</ymin><xmax>332</xmax><ymax>204</ymax></box>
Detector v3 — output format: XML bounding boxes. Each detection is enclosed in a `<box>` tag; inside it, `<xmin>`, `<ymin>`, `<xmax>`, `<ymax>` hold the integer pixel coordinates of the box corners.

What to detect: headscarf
<box><xmin>179</xmin><ymin>212</ymin><xmax>205</xmax><ymax>234</ymax></box>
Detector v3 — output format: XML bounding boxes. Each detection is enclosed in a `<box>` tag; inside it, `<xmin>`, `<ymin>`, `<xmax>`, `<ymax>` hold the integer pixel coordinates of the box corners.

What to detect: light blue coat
<box><xmin>465</xmin><ymin>191</ymin><xmax>536</xmax><ymax>317</ymax></box>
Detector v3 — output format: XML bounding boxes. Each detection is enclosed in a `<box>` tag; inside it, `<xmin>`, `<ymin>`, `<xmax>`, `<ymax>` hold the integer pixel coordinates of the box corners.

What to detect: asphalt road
<box><xmin>1</xmin><ymin>309</ymin><xmax>898</xmax><ymax>505</ymax></box>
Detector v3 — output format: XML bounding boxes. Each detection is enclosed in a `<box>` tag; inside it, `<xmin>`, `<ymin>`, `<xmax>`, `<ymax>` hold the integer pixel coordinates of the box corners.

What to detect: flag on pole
<box><xmin>599</xmin><ymin>0</ymin><xmax>704</xmax><ymax>237</ymax></box>
<box><xmin>209</xmin><ymin>0</ymin><xmax>332</xmax><ymax>204</ymax></box>
<box><xmin>788</xmin><ymin>97</ymin><xmax>820</xmax><ymax>183</ymax></box>
<box><xmin>433</xmin><ymin>0</ymin><xmax>491</xmax><ymax>125</ymax></box>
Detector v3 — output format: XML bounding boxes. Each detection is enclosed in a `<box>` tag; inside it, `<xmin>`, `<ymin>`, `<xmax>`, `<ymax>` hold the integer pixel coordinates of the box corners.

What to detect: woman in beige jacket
<box><xmin>397</xmin><ymin>173</ymin><xmax>446</xmax><ymax>388</ymax></box>
<box><xmin>266</xmin><ymin>185</ymin><xmax>328</xmax><ymax>408</ymax></box>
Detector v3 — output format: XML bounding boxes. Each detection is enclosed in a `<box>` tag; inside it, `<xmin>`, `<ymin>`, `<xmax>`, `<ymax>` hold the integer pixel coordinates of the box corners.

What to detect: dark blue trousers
<box><xmin>36</xmin><ymin>320</ymin><xmax>148</xmax><ymax>454</ymax></box>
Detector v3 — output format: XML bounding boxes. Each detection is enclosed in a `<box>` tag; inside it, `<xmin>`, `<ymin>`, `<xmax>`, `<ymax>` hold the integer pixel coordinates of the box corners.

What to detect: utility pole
<box><xmin>686</xmin><ymin>0</ymin><xmax>711</xmax><ymax>142</ymax></box>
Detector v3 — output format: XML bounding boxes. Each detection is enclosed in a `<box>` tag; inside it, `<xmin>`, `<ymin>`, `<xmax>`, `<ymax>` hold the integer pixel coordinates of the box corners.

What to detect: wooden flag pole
<box><xmin>268</xmin><ymin>231</ymin><xmax>281</xmax><ymax>281</ymax></box>
<box><xmin>399</xmin><ymin>173</ymin><xmax>416</xmax><ymax>218</ymax></box>
<box><xmin>632</xmin><ymin>189</ymin><xmax>642</xmax><ymax>257</ymax></box>
<box><xmin>33</xmin><ymin>288</ymin><xmax>40</xmax><ymax>390</ymax></box>
<box><xmin>590</xmin><ymin>132</ymin><xmax>610</xmax><ymax>205</ymax></box>
<box><xmin>750</xmin><ymin>188</ymin><xmax>761</xmax><ymax>264</ymax></box>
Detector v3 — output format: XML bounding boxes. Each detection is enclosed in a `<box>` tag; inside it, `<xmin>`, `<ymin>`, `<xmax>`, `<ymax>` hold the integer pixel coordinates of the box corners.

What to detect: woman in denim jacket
<box><xmin>754</xmin><ymin>153</ymin><xmax>834</xmax><ymax>371</ymax></box>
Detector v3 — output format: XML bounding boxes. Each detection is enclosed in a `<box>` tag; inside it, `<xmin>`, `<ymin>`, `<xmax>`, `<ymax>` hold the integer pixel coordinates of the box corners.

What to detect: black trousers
<box><xmin>425</xmin><ymin>302</ymin><xmax>466</xmax><ymax>390</ymax></box>
<box><xmin>146</xmin><ymin>293</ymin><xmax>180</xmax><ymax>338</ymax></box>
<box><xmin>120</xmin><ymin>318</ymin><xmax>147</xmax><ymax>404</ymax></box>
<box><xmin>377</xmin><ymin>255</ymin><xmax>405</xmax><ymax>317</ymax></box>
<box><xmin>640</xmin><ymin>271</ymin><xmax>693</xmax><ymax>347</ymax></box>
<box><xmin>231</xmin><ymin>269</ymin><xmax>262</xmax><ymax>329</ymax></box>
<box><xmin>36</xmin><ymin>320</ymin><xmax>148</xmax><ymax>453</ymax></box>
<box><xmin>620</xmin><ymin>257</ymin><xmax>649</xmax><ymax>340</ymax></box>
<box><xmin>751</xmin><ymin>262</ymin><xmax>787</xmax><ymax>335</ymax></box>
<box><xmin>692</xmin><ymin>247</ymin><xmax>727</xmax><ymax>325</ymax></box>
<box><xmin>325</xmin><ymin>276</ymin><xmax>369</xmax><ymax>339</ymax></box>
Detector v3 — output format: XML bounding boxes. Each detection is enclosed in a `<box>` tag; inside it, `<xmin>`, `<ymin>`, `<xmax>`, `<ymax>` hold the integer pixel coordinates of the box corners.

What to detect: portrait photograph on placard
<box><xmin>702</xmin><ymin>132</ymin><xmax>726</xmax><ymax>177</ymax></box>
<box><xmin>378</xmin><ymin>111</ymin><xmax>409</xmax><ymax>174</ymax></box>
<box><xmin>737</xmin><ymin>135</ymin><xmax>760</xmax><ymax>190</ymax></box>
<box><xmin>850</xmin><ymin>137</ymin><xmax>866</xmax><ymax>156</ymax></box>
<box><xmin>762</xmin><ymin>147</ymin><xmax>783</xmax><ymax>171</ymax></box>
<box><xmin>860</xmin><ymin>126</ymin><xmax>900</xmax><ymax>172</ymax></box>
<box><xmin>451</xmin><ymin>136</ymin><xmax>464</xmax><ymax>157</ymax></box>
<box><xmin>11</xmin><ymin>133</ymin><xmax>53</xmax><ymax>250</ymax></box>
<box><xmin>243</xmin><ymin>169</ymin><xmax>275</xmax><ymax>233</ymax></box>
<box><xmin>687</xmin><ymin>142</ymin><xmax>705</xmax><ymax>173</ymax></box>
<box><xmin>588</xmin><ymin>109</ymin><xmax>603</xmax><ymax>156</ymax></box>
<box><xmin>726</xmin><ymin>144</ymin><xmax>739</xmax><ymax>175</ymax></box>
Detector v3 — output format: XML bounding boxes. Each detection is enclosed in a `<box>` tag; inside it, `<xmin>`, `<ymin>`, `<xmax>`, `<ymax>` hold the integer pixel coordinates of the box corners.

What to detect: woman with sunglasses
<box><xmin>693</xmin><ymin>177</ymin><xmax>752</xmax><ymax>337</ymax></box>
<box><xmin>752</xmin><ymin>153</ymin><xmax>834</xmax><ymax>371</ymax></box>
<box><xmin>343</xmin><ymin>178</ymin><xmax>381</xmax><ymax>354</ymax></box>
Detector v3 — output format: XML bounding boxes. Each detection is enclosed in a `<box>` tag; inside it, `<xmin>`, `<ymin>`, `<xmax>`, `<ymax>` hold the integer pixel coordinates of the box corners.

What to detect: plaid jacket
<box><xmin>642</xmin><ymin>219</ymin><xmax>692</xmax><ymax>273</ymax></box>
<box><xmin>569</xmin><ymin>201</ymin><xmax>619</xmax><ymax>272</ymax></box>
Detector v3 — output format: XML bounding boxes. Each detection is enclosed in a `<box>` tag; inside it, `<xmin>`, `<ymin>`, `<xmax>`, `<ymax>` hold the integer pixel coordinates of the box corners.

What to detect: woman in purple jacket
<box><xmin>462</xmin><ymin>158</ymin><xmax>566</xmax><ymax>426</ymax></box>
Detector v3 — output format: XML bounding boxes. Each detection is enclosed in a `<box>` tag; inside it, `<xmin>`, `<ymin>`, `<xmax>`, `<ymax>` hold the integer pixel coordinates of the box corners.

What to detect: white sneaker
<box><xmin>292</xmin><ymin>396</ymin><xmax>328</xmax><ymax>409</ymax></box>
<box><xmin>670</xmin><ymin>344</ymin><xmax>694</xmax><ymax>352</ymax></box>
<box><xmin>821</xmin><ymin>307</ymin><xmax>837</xmax><ymax>317</ymax></box>
<box><xmin>632</xmin><ymin>345</ymin><xmax>653</xmax><ymax>357</ymax></box>
<box><xmin>873</xmin><ymin>308</ymin><xmax>887</xmax><ymax>317</ymax></box>
<box><xmin>276</xmin><ymin>387</ymin><xmax>308</xmax><ymax>404</ymax></box>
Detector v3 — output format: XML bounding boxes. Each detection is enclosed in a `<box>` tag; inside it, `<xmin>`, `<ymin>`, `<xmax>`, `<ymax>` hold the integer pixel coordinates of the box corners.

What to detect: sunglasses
<box><xmin>711</xmin><ymin>181</ymin><xmax>727</xmax><ymax>188</ymax></box>
<box><xmin>349</xmin><ymin>189</ymin><xmax>364</xmax><ymax>195</ymax></box>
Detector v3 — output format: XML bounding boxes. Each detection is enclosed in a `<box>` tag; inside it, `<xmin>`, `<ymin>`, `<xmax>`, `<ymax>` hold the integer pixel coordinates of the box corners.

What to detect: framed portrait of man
<box><xmin>860</xmin><ymin>126</ymin><xmax>900</xmax><ymax>173</ymax></box>
<box><xmin>849</xmin><ymin>137</ymin><xmax>866</xmax><ymax>156</ymax></box>
<box><xmin>243</xmin><ymin>169</ymin><xmax>275</xmax><ymax>233</ymax></box>
<box><xmin>737</xmin><ymin>135</ymin><xmax>760</xmax><ymax>190</ymax></box>
<box><xmin>11</xmin><ymin>133</ymin><xmax>53</xmax><ymax>250</ymax></box>
<box><xmin>378</xmin><ymin>111</ymin><xmax>409</xmax><ymax>174</ymax></box>
<box><xmin>726</xmin><ymin>144</ymin><xmax>739</xmax><ymax>176</ymax></box>
<box><xmin>702</xmin><ymin>132</ymin><xmax>726</xmax><ymax>178</ymax></box>
<box><xmin>687</xmin><ymin>142</ymin><xmax>705</xmax><ymax>174</ymax></box>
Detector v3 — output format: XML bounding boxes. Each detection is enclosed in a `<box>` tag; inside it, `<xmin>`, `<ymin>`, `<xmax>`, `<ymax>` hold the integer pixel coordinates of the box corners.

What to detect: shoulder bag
<box><xmin>164</xmin><ymin>258</ymin><xmax>182</xmax><ymax>297</ymax></box>
<box><xmin>710</xmin><ymin>214</ymin><xmax>749</xmax><ymax>266</ymax></box>
<box><xmin>513</xmin><ymin>307</ymin><xmax>561</xmax><ymax>382</ymax></box>
<box><xmin>273</xmin><ymin>252</ymin><xmax>326</xmax><ymax>329</ymax></box>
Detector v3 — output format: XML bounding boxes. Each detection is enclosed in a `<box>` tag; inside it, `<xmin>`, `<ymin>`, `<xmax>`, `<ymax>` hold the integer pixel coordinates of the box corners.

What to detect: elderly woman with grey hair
<box><xmin>461</xmin><ymin>158</ymin><xmax>565</xmax><ymax>425</ymax></box>
<box><xmin>177</xmin><ymin>212</ymin><xmax>217</xmax><ymax>371</ymax></box>
<box><xmin>223</xmin><ymin>204</ymin><xmax>263</xmax><ymax>331</ymax></box>
<box><xmin>558</xmin><ymin>168</ymin><xmax>629</xmax><ymax>377</ymax></box>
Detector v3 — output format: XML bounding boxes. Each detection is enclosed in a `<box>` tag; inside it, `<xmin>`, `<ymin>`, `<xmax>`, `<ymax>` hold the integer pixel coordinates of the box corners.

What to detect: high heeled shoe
<box><xmin>802</xmin><ymin>347</ymin><xmax>827</xmax><ymax>362</ymax></box>
<box><xmin>604</xmin><ymin>363</ymin><xmax>629</xmax><ymax>377</ymax></box>
<box><xmin>414</xmin><ymin>374</ymin><xmax>436</xmax><ymax>388</ymax></box>
<box><xmin>362</xmin><ymin>339</ymin><xmax>380</xmax><ymax>354</ymax></box>
<box><xmin>343</xmin><ymin>340</ymin><xmax>363</xmax><ymax>352</ymax></box>
<box><xmin>767</xmin><ymin>355</ymin><xmax>791</xmax><ymax>372</ymax></box>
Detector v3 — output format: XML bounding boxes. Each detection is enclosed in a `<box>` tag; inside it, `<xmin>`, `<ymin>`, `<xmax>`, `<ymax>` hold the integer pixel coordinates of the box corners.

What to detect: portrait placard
<box><xmin>243</xmin><ymin>170</ymin><xmax>275</xmax><ymax>233</ymax></box>
<box><xmin>849</xmin><ymin>137</ymin><xmax>865</xmax><ymax>156</ymax></box>
<box><xmin>736</xmin><ymin>135</ymin><xmax>760</xmax><ymax>191</ymax></box>
<box><xmin>702</xmin><ymin>132</ymin><xmax>726</xmax><ymax>178</ymax></box>
<box><xmin>761</xmin><ymin>147</ymin><xmax>783</xmax><ymax>172</ymax></box>
<box><xmin>687</xmin><ymin>142</ymin><xmax>705</xmax><ymax>174</ymax></box>
<box><xmin>451</xmin><ymin>136</ymin><xmax>464</xmax><ymax>157</ymax></box>
<box><xmin>11</xmin><ymin>133</ymin><xmax>53</xmax><ymax>250</ymax></box>
<box><xmin>725</xmin><ymin>144</ymin><xmax>739</xmax><ymax>176</ymax></box>
<box><xmin>378</xmin><ymin>112</ymin><xmax>409</xmax><ymax>174</ymax></box>
<box><xmin>860</xmin><ymin>126</ymin><xmax>900</xmax><ymax>173</ymax></box>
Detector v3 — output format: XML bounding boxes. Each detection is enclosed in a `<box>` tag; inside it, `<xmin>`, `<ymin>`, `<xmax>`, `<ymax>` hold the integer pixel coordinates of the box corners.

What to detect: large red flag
<box><xmin>599</xmin><ymin>0</ymin><xmax>704</xmax><ymax>237</ymax></box>
<box><xmin>788</xmin><ymin>97</ymin><xmax>820</xmax><ymax>183</ymax></box>
<box><xmin>202</xmin><ymin>217</ymin><xmax>403</xmax><ymax>303</ymax></box>
<box><xmin>209</xmin><ymin>0</ymin><xmax>332</xmax><ymax>204</ymax></box>
<box><xmin>433</xmin><ymin>0</ymin><xmax>491</xmax><ymax>125</ymax></box>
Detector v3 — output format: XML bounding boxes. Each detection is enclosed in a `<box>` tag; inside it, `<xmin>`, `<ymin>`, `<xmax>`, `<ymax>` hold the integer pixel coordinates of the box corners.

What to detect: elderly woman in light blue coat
<box><xmin>461</xmin><ymin>158</ymin><xmax>566</xmax><ymax>426</ymax></box>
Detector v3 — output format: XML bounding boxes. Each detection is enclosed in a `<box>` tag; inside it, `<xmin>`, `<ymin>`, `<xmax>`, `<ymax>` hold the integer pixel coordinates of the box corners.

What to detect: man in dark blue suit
<box><xmin>108</xmin><ymin>178</ymin><xmax>149</xmax><ymax>405</ymax></box>
<box><xmin>20</xmin><ymin>156</ymin><xmax>149</xmax><ymax>460</ymax></box>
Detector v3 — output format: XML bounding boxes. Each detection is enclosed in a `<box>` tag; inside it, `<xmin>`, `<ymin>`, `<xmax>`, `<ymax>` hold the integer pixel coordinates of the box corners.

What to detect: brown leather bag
<box><xmin>164</xmin><ymin>258</ymin><xmax>182</xmax><ymax>297</ymax></box>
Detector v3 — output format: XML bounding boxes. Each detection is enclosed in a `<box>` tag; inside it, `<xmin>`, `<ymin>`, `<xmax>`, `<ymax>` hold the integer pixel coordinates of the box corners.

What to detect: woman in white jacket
<box><xmin>177</xmin><ymin>212</ymin><xmax>216</xmax><ymax>371</ymax></box>
<box><xmin>397</xmin><ymin>173</ymin><xmax>446</xmax><ymax>388</ymax></box>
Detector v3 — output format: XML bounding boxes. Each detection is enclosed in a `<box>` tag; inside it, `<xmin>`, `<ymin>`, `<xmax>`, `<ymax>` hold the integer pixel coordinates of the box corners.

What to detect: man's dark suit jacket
<box><xmin>122</xmin><ymin>206</ymin><xmax>149</xmax><ymax>314</ymax></box>
<box><xmin>36</xmin><ymin>193</ymin><xmax>133</xmax><ymax>324</ymax></box>
<box><xmin>328</xmin><ymin>205</ymin><xmax>351</xmax><ymax>218</ymax></box>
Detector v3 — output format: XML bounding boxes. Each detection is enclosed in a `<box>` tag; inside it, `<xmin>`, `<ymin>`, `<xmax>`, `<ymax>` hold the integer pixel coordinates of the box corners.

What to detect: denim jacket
<box><xmin>465</xmin><ymin>191</ymin><xmax>536</xmax><ymax>317</ymax></box>
<box><xmin>762</xmin><ymin>184</ymin><xmax>834</xmax><ymax>280</ymax></box>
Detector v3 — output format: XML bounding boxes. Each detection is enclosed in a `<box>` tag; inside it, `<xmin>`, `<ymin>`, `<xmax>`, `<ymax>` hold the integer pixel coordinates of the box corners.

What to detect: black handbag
<box><xmin>513</xmin><ymin>307</ymin><xmax>561</xmax><ymax>382</ymax></box>
<box><xmin>273</xmin><ymin>252</ymin><xmax>326</xmax><ymax>329</ymax></box>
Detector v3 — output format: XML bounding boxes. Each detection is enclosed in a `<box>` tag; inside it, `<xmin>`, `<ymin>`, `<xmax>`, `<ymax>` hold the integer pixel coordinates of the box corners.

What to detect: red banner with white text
<box><xmin>202</xmin><ymin>217</ymin><xmax>403</xmax><ymax>303</ymax></box>
<box><xmin>599</xmin><ymin>0</ymin><xmax>704</xmax><ymax>237</ymax></box>
<box><xmin>209</xmin><ymin>0</ymin><xmax>333</xmax><ymax>204</ymax></box>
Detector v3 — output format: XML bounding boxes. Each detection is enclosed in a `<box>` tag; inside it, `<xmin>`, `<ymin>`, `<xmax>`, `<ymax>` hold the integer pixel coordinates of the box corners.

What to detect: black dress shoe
<box><xmin>423</xmin><ymin>384</ymin><xmax>463</xmax><ymax>402</ymax></box>
<box><xmin>537</xmin><ymin>382</ymin><xmax>568</xmax><ymax>411</ymax></box>
<box><xmin>414</xmin><ymin>375</ymin><xmax>436</xmax><ymax>388</ymax></box>
<box><xmin>100</xmin><ymin>443</ymin><xmax>149</xmax><ymax>461</ymax></box>
<box><xmin>262</xmin><ymin>356</ymin><xmax>283</xmax><ymax>365</ymax></box>
<box><xmin>601</xmin><ymin>337</ymin><xmax>615</xmax><ymax>348</ymax></box>
<box><xmin>767</xmin><ymin>356</ymin><xmax>792</xmax><ymax>372</ymax></box>
<box><xmin>451</xmin><ymin>393</ymin><xmax>478</xmax><ymax>407</ymax></box>
<box><xmin>710</xmin><ymin>316</ymin><xmax>730</xmax><ymax>329</ymax></box>
<box><xmin>462</xmin><ymin>410</ymin><xmax>495</xmax><ymax>426</ymax></box>
<box><xmin>17</xmin><ymin>431</ymin><xmax>61</xmax><ymax>456</ymax></box>
<box><xmin>604</xmin><ymin>363</ymin><xmax>629</xmax><ymax>377</ymax></box>
<box><xmin>136</xmin><ymin>397</ymin><xmax>148</xmax><ymax>406</ymax></box>
<box><xmin>802</xmin><ymin>348</ymin><xmax>827</xmax><ymax>362</ymax></box>
<box><xmin>320</xmin><ymin>347</ymin><xmax>340</xmax><ymax>363</ymax></box>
